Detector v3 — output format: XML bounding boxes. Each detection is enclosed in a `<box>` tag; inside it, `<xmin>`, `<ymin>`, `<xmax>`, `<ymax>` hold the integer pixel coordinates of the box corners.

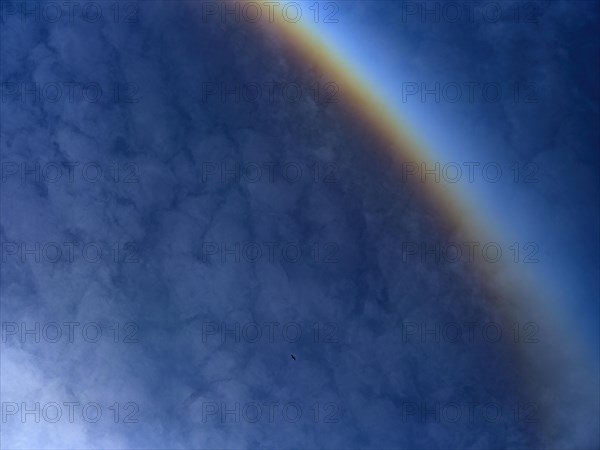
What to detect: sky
<box><xmin>0</xmin><ymin>1</ymin><xmax>598</xmax><ymax>449</ymax></box>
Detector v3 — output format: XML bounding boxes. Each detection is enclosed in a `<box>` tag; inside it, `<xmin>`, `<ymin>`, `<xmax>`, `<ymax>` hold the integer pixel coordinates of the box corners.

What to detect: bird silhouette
<box><xmin>291</xmin><ymin>354</ymin><xmax>296</xmax><ymax>360</ymax></box>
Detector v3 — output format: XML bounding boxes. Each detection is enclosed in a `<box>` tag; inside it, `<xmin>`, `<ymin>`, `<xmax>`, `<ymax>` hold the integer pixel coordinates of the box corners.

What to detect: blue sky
<box><xmin>1</xmin><ymin>1</ymin><xmax>598</xmax><ymax>448</ymax></box>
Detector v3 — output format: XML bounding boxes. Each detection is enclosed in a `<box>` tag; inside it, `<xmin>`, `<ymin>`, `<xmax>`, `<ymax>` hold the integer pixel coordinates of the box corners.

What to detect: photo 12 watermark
<box><xmin>400</xmin><ymin>241</ymin><xmax>540</xmax><ymax>264</ymax></box>
<box><xmin>1</xmin><ymin>321</ymin><xmax>140</xmax><ymax>344</ymax></box>
<box><xmin>200</xmin><ymin>241</ymin><xmax>340</xmax><ymax>264</ymax></box>
<box><xmin>401</xmin><ymin>321</ymin><xmax>540</xmax><ymax>344</ymax></box>
<box><xmin>2</xmin><ymin>401</ymin><xmax>139</xmax><ymax>424</ymax></box>
<box><xmin>399</xmin><ymin>2</ymin><xmax>541</xmax><ymax>24</ymax></box>
<box><xmin>200</xmin><ymin>81</ymin><xmax>339</xmax><ymax>104</ymax></box>
<box><xmin>1</xmin><ymin>241</ymin><xmax>140</xmax><ymax>264</ymax></box>
<box><xmin>400</xmin><ymin>161</ymin><xmax>539</xmax><ymax>184</ymax></box>
<box><xmin>1</xmin><ymin>82</ymin><xmax>140</xmax><ymax>104</ymax></box>
<box><xmin>200</xmin><ymin>401</ymin><xmax>341</xmax><ymax>424</ymax></box>
<box><xmin>199</xmin><ymin>2</ymin><xmax>340</xmax><ymax>25</ymax></box>
<box><xmin>400</xmin><ymin>401</ymin><xmax>538</xmax><ymax>424</ymax></box>
<box><xmin>200</xmin><ymin>321</ymin><xmax>339</xmax><ymax>344</ymax></box>
<box><xmin>200</xmin><ymin>161</ymin><xmax>338</xmax><ymax>184</ymax></box>
<box><xmin>1</xmin><ymin>161</ymin><xmax>140</xmax><ymax>184</ymax></box>
<box><xmin>0</xmin><ymin>2</ymin><xmax>139</xmax><ymax>24</ymax></box>
<box><xmin>400</xmin><ymin>82</ymin><xmax>539</xmax><ymax>104</ymax></box>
